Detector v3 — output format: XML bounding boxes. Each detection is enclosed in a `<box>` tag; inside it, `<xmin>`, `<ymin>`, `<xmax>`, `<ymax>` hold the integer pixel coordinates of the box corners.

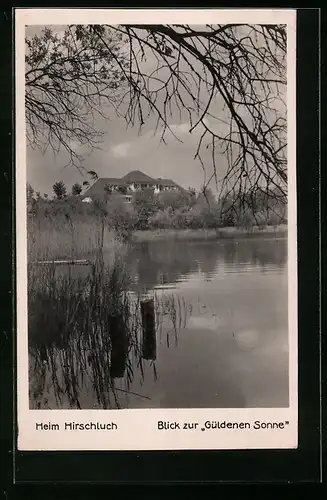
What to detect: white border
<box><xmin>16</xmin><ymin>8</ymin><xmax>298</xmax><ymax>451</ymax></box>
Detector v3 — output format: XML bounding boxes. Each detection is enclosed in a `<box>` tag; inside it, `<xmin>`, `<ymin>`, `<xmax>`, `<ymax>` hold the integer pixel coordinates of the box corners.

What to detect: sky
<box><xmin>27</xmin><ymin>117</ymin><xmax>227</xmax><ymax>196</ymax></box>
<box><xmin>25</xmin><ymin>24</ymin><xmax>233</xmax><ymax>197</ymax></box>
<box><xmin>25</xmin><ymin>24</ymin><xmax>285</xmax><ymax>198</ymax></box>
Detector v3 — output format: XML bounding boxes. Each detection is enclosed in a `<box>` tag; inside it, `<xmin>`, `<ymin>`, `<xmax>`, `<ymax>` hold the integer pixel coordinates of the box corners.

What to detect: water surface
<box><xmin>29</xmin><ymin>234</ymin><xmax>289</xmax><ymax>409</ymax></box>
<box><xmin>114</xmin><ymin>235</ymin><xmax>289</xmax><ymax>408</ymax></box>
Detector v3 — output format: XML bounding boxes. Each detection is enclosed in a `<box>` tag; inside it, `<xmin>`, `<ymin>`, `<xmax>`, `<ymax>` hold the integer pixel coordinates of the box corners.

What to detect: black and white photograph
<box><xmin>16</xmin><ymin>9</ymin><xmax>298</xmax><ymax>451</ymax></box>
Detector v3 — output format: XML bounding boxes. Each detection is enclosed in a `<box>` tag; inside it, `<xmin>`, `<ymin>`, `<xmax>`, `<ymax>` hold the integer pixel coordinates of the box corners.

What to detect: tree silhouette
<box><xmin>25</xmin><ymin>26</ymin><xmax>127</xmax><ymax>169</ymax></box>
<box><xmin>26</xmin><ymin>183</ymin><xmax>34</xmax><ymax>203</ymax></box>
<box><xmin>26</xmin><ymin>24</ymin><xmax>287</xmax><ymax>215</ymax></box>
<box><xmin>72</xmin><ymin>182</ymin><xmax>83</xmax><ymax>196</ymax></box>
<box><xmin>53</xmin><ymin>181</ymin><xmax>67</xmax><ymax>199</ymax></box>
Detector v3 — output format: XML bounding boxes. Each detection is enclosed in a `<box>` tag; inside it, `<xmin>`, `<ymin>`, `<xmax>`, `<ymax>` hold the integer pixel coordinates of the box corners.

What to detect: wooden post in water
<box><xmin>109</xmin><ymin>312</ymin><xmax>128</xmax><ymax>379</ymax></box>
<box><xmin>140</xmin><ymin>298</ymin><xmax>157</xmax><ymax>360</ymax></box>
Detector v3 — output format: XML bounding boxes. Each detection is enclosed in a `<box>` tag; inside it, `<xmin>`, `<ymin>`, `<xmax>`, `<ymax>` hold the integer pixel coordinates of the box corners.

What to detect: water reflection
<box><xmin>141</xmin><ymin>298</ymin><xmax>157</xmax><ymax>360</ymax></box>
<box><xmin>29</xmin><ymin>236</ymin><xmax>289</xmax><ymax>409</ymax></box>
<box><xmin>125</xmin><ymin>237</ymin><xmax>287</xmax><ymax>291</ymax></box>
<box><xmin>125</xmin><ymin>240</ymin><xmax>200</xmax><ymax>291</ymax></box>
<box><xmin>221</xmin><ymin>238</ymin><xmax>287</xmax><ymax>272</ymax></box>
<box><xmin>29</xmin><ymin>289</ymin><xmax>191</xmax><ymax>410</ymax></box>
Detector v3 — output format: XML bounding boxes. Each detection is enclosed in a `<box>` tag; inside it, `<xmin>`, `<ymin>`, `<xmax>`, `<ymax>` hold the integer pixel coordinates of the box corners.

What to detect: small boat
<box><xmin>32</xmin><ymin>259</ymin><xmax>91</xmax><ymax>266</ymax></box>
<box><xmin>153</xmin><ymin>284</ymin><xmax>176</xmax><ymax>290</ymax></box>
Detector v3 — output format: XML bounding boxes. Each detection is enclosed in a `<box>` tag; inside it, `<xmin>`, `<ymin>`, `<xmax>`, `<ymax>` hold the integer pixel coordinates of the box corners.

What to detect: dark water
<box><xmin>30</xmin><ymin>235</ymin><xmax>289</xmax><ymax>409</ymax></box>
<box><xmin>114</xmin><ymin>235</ymin><xmax>289</xmax><ymax>408</ymax></box>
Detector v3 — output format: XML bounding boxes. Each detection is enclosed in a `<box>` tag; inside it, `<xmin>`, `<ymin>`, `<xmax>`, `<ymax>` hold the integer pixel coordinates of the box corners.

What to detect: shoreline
<box><xmin>130</xmin><ymin>225</ymin><xmax>288</xmax><ymax>243</ymax></box>
<box><xmin>28</xmin><ymin>223</ymin><xmax>288</xmax><ymax>264</ymax></box>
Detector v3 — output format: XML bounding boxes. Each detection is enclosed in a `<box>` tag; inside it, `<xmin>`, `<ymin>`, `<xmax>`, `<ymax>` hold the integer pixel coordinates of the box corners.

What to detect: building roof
<box><xmin>157</xmin><ymin>178</ymin><xmax>180</xmax><ymax>187</ymax></box>
<box><xmin>83</xmin><ymin>170</ymin><xmax>182</xmax><ymax>199</ymax></box>
<box><xmin>122</xmin><ymin>170</ymin><xmax>156</xmax><ymax>184</ymax></box>
<box><xmin>82</xmin><ymin>178</ymin><xmax>120</xmax><ymax>198</ymax></box>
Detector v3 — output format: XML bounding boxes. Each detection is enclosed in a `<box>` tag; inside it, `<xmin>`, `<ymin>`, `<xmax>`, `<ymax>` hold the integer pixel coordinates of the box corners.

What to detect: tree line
<box><xmin>27</xmin><ymin>181</ymin><xmax>287</xmax><ymax>234</ymax></box>
<box><xmin>27</xmin><ymin>181</ymin><xmax>83</xmax><ymax>201</ymax></box>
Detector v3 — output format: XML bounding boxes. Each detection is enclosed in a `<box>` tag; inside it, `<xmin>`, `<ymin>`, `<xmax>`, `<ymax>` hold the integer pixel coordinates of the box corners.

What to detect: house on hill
<box><xmin>82</xmin><ymin>170</ymin><xmax>183</xmax><ymax>204</ymax></box>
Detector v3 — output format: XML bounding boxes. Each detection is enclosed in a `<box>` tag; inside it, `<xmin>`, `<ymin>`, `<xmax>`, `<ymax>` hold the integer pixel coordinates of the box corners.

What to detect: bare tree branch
<box><xmin>25</xmin><ymin>23</ymin><xmax>287</xmax><ymax>216</ymax></box>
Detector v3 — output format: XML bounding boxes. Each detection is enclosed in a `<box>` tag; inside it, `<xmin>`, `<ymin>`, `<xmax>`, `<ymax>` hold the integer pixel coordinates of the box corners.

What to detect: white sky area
<box><xmin>24</xmin><ymin>24</ymin><xmax>284</xmax><ymax>197</ymax></box>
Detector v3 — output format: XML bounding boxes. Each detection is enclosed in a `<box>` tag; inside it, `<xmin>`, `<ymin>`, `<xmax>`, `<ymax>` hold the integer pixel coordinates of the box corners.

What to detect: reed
<box><xmin>28</xmin><ymin>205</ymin><xmax>193</xmax><ymax>409</ymax></box>
<box><xmin>28</xmin><ymin>253</ymin><xmax>191</xmax><ymax>409</ymax></box>
<box><xmin>27</xmin><ymin>213</ymin><xmax>119</xmax><ymax>263</ymax></box>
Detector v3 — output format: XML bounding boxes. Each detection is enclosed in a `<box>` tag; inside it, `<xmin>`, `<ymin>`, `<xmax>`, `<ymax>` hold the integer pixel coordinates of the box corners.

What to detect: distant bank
<box><xmin>131</xmin><ymin>225</ymin><xmax>288</xmax><ymax>243</ymax></box>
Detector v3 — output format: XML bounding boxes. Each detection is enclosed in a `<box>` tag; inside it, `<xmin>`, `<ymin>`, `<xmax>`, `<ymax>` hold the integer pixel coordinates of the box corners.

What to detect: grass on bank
<box><xmin>28</xmin><ymin>214</ymin><xmax>191</xmax><ymax>409</ymax></box>
<box><xmin>131</xmin><ymin>224</ymin><xmax>288</xmax><ymax>243</ymax></box>
<box><xmin>27</xmin><ymin>213</ymin><xmax>121</xmax><ymax>263</ymax></box>
<box><xmin>28</xmin><ymin>212</ymin><xmax>133</xmax><ymax>408</ymax></box>
<box><xmin>28</xmin><ymin>257</ymin><xmax>190</xmax><ymax>409</ymax></box>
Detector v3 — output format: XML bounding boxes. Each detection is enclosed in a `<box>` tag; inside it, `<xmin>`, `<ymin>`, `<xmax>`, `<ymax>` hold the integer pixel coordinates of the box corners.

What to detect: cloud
<box><xmin>167</xmin><ymin>118</ymin><xmax>213</xmax><ymax>139</ymax></box>
<box><xmin>169</xmin><ymin>123</ymin><xmax>190</xmax><ymax>135</ymax></box>
<box><xmin>111</xmin><ymin>141</ymin><xmax>132</xmax><ymax>158</ymax></box>
<box><xmin>28</xmin><ymin>107</ymin><xmax>229</xmax><ymax>196</ymax></box>
<box><xmin>105</xmin><ymin>119</ymin><xmax>228</xmax><ymax>193</ymax></box>
<box><xmin>110</xmin><ymin>129</ymin><xmax>159</xmax><ymax>159</ymax></box>
<box><xmin>110</xmin><ymin>119</ymin><xmax>211</xmax><ymax>159</ymax></box>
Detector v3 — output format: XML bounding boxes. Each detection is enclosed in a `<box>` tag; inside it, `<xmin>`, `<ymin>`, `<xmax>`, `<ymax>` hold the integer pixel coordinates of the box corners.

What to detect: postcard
<box><xmin>16</xmin><ymin>8</ymin><xmax>298</xmax><ymax>451</ymax></box>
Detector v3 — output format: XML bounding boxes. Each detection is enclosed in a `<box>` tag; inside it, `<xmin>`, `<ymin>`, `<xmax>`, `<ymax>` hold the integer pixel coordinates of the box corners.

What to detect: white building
<box><xmin>81</xmin><ymin>170</ymin><xmax>183</xmax><ymax>203</ymax></box>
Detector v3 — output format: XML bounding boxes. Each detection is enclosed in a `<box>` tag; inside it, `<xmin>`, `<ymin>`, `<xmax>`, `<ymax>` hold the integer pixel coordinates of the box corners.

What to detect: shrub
<box><xmin>106</xmin><ymin>197</ymin><xmax>136</xmax><ymax>235</ymax></box>
<box><xmin>148</xmin><ymin>209</ymin><xmax>171</xmax><ymax>229</ymax></box>
<box><xmin>133</xmin><ymin>188</ymin><xmax>158</xmax><ymax>230</ymax></box>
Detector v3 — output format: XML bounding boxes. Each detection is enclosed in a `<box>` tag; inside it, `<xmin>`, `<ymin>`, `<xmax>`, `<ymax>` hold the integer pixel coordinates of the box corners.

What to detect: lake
<box><xmin>113</xmin><ymin>234</ymin><xmax>289</xmax><ymax>409</ymax></box>
<box><xmin>29</xmin><ymin>234</ymin><xmax>289</xmax><ymax>410</ymax></box>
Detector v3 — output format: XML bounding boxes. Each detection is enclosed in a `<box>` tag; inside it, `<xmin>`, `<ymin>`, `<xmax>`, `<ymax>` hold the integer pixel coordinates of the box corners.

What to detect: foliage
<box><xmin>132</xmin><ymin>188</ymin><xmax>158</xmax><ymax>230</ymax></box>
<box><xmin>25</xmin><ymin>26</ymin><xmax>128</xmax><ymax>168</ymax></box>
<box><xmin>106</xmin><ymin>196</ymin><xmax>136</xmax><ymax>235</ymax></box>
<box><xmin>27</xmin><ymin>183</ymin><xmax>34</xmax><ymax>202</ymax></box>
<box><xmin>149</xmin><ymin>208</ymin><xmax>173</xmax><ymax>229</ymax></box>
<box><xmin>29</xmin><ymin>181</ymin><xmax>287</xmax><ymax>238</ymax></box>
<box><xmin>53</xmin><ymin>180</ymin><xmax>67</xmax><ymax>199</ymax></box>
<box><xmin>156</xmin><ymin>190</ymin><xmax>196</xmax><ymax>212</ymax></box>
<box><xmin>72</xmin><ymin>182</ymin><xmax>82</xmax><ymax>196</ymax></box>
